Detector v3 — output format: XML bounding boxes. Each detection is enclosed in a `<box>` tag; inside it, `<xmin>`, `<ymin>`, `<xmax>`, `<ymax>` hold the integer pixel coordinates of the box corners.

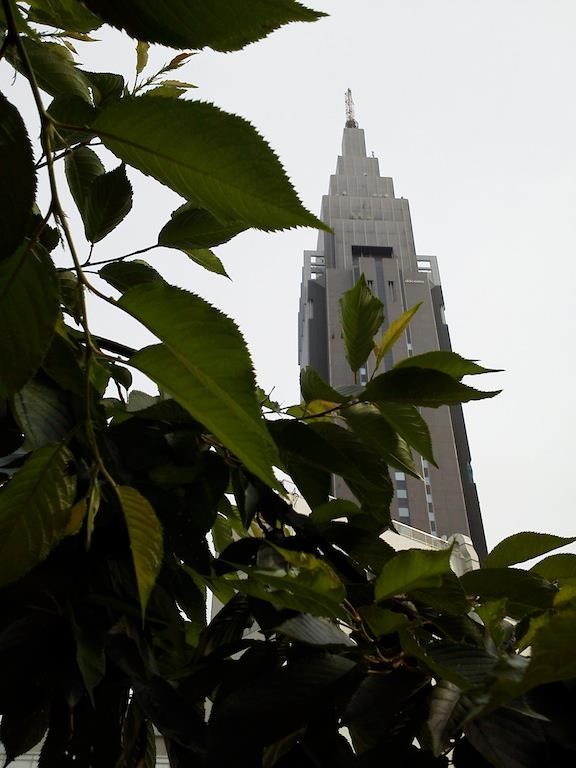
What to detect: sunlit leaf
<box><xmin>374</xmin><ymin>303</ymin><xmax>420</xmax><ymax>371</ymax></box>
<box><xmin>117</xmin><ymin>485</ymin><xmax>163</xmax><ymax>617</ymax></box>
<box><xmin>375</xmin><ymin>547</ymin><xmax>452</xmax><ymax>602</ymax></box>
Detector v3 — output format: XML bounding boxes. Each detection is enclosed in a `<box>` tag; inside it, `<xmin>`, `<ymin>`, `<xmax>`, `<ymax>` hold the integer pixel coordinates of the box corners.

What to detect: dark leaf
<box><xmin>376</xmin><ymin>402</ymin><xmax>437</xmax><ymax>466</ymax></box>
<box><xmin>93</xmin><ymin>97</ymin><xmax>326</xmax><ymax>232</ymax></box>
<box><xmin>65</xmin><ymin>145</ymin><xmax>104</xmax><ymax>212</ymax></box>
<box><xmin>394</xmin><ymin>351</ymin><xmax>500</xmax><ymax>379</ymax></box>
<box><xmin>276</xmin><ymin>614</ymin><xmax>355</xmax><ymax>647</ymax></box>
<box><xmin>82</xmin><ymin>70</ymin><xmax>125</xmax><ymax>105</ymax></box>
<box><xmin>0</xmin><ymin>443</ymin><xmax>75</xmax><ymax>587</ymax></box>
<box><xmin>0</xmin><ymin>91</ymin><xmax>36</xmax><ymax>261</ymax></box>
<box><xmin>12</xmin><ymin>377</ymin><xmax>74</xmax><ymax>449</ymax></box>
<box><xmin>83</xmin><ymin>163</ymin><xmax>133</xmax><ymax>241</ymax></box>
<box><xmin>99</xmin><ymin>260</ymin><xmax>162</xmax><ymax>292</ymax></box>
<box><xmin>27</xmin><ymin>0</ymin><xmax>102</xmax><ymax>32</ymax></box>
<box><xmin>300</xmin><ymin>366</ymin><xmax>349</xmax><ymax>405</ymax></box>
<box><xmin>12</xmin><ymin>38</ymin><xmax>91</xmax><ymax>101</ymax></box>
<box><xmin>82</xmin><ymin>0</ymin><xmax>326</xmax><ymax>51</ymax></box>
<box><xmin>530</xmin><ymin>553</ymin><xmax>576</xmax><ymax>581</ymax></box>
<box><xmin>158</xmin><ymin>204</ymin><xmax>245</xmax><ymax>249</ymax></box>
<box><xmin>461</xmin><ymin>568</ymin><xmax>557</xmax><ymax>618</ymax></box>
<box><xmin>0</xmin><ymin>698</ymin><xmax>50</xmax><ymax>764</ymax></box>
<box><xmin>47</xmin><ymin>95</ymin><xmax>97</xmax><ymax>149</ymax></box>
<box><xmin>0</xmin><ymin>245</ymin><xmax>59</xmax><ymax>397</ymax></box>
<box><xmin>485</xmin><ymin>532</ymin><xmax>576</xmax><ymax>569</ymax></box>
<box><xmin>340</xmin><ymin>274</ymin><xmax>384</xmax><ymax>373</ymax></box>
<box><xmin>375</xmin><ymin>547</ymin><xmax>452</xmax><ymax>602</ymax></box>
<box><xmin>363</xmin><ymin>368</ymin><xmax>500</xmax><ymax>407</ymax></box>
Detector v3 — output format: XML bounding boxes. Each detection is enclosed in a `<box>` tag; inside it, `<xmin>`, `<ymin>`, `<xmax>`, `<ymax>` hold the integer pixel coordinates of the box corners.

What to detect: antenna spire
<box><xmin>345</xmin><ymin>88</ymin><xmax>358</xmax><ymax>128</ymax></box>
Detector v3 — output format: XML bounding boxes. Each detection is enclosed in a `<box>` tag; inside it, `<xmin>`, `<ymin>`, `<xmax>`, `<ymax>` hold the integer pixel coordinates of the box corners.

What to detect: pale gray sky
<box><xmin>4</xmin><ymin>0</ymin><xmax>576</xmax><ymax>550</ymax></box>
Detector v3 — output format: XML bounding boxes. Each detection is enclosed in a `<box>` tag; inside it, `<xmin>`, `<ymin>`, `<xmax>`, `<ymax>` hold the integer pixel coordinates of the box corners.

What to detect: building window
<box><xmin>394</xmin><ymin>471</ymin><xmax>405</xmax><ymax>481</ymax></box>
<box><xmin>359</xmin><ymin>365</ymin><xmax>368</xmax><ymax>385</ymax></box>
<box><xmin>398</xmin><ymin>506</ymin><xmax>410</xmax><ymax>519</ymax></box>
<box><xmin>426</xmin><ymin>492</ymin><xmax>433</xmax><ymax>503</ymax></box>
<box><xmin>417</xmin><ymin>259</ymin><xmax>432</xmax><ymax>272</ymax></box>
<box><xmin>396</xmin><ymin>489</ymin><xmax>407</xmax><ymax>499</ymax></box>
<box><xmin>388</xmin><ymin>280</ymin><xmax>396</xmax><ymax>301</ymax></box>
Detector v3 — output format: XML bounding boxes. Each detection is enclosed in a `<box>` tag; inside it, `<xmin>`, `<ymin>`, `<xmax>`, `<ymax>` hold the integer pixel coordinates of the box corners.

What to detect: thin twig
<box><xmin>89</xmin><ymin>244</ymin><xmax>159</xmax><ymax>266</ymax></box>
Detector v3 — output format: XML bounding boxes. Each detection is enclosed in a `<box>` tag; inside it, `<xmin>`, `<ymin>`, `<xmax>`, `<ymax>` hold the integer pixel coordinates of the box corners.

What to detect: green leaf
<box><xmin>344</xmin><ymin>403</ymin><xmax>420</xmax><ymax>478</ymax></box>
<box><xmin>522</xmin><ymin>608</ymin><xmax>576</xmax><ymax>690</ymax></box>
<box><xmin>83</xmin><ymin>164</ymin><xmax>133</xmax><ymax>242</ymax></box>
<box><xmin>93</xmin><ymin>96</ymin><xmax>326</xmax><ymax>232</ymax></box>
<box><xmin>81</xmin><ymin>0</ymin><xmax>326</xmax><ymax>51</ymax></box>
<box><xmin>374</xmin><ymin>303</ymin><xmax>421</xmax><ymax>371</ymax></box>
<box><xmin>181</xmin><ymin>247</ymin><xmax>229</xmax><ymax>277</ymax></box>
<box><xmin>460</xmin><ymin>568</ymin><xmax>557</xmax><ymax>619</ymax></box>
<box><xmin>0</xmin><ymin>443</ymin><xmax>75</xmax><ymax>587</ymax></box>
<box><xmin>82</xmin><ymin>70</ymin><xmax>125</xmax><ymax>105</ymax></box>
<box><xmin>276</xmin><ymin>614</ymin><xmax>355</xmax><ymax>647</ymax></box>
<box><xmin>309</xmin><ymin>498</ymin><xmax>362</xmax><ymax>525</ymax></box>
<box><xmin>375</xmin><ymin>547</ymin><xmax>452</xmax><ymax>602</ymax></box>
<box><xmin>99</xmin><ymin>260</ymin><xmax>162</xmax><ymax>292</ymax></box>
<box><xmin>394</xmin><ymin>351</ymin><xmax>500</xmax><ymax>380</ymax></box>
<box><xmin>424</xmin><ymin>680</ymin><xmax>463</xmax><ymax>757</ymax></box>
<box><xmin>136</xmin><ymin>40</ymin><xmax>149</xmax><ymax>74</ymax></box>
<box><xmin>118</xmin><ymin>281</ymin><xmax>280</xmax><ymax>489</ymax></box>
<box><xmin>375</xmin><ymin>402</ymin><xmax>437</xmax><ymax>466</ymax></box>
<box><xmin>530</xmin><ymin>553</ymin><xmax>576</xmax><ymax>582</ymax></box>
<box><xmin>223</xmin><ymin>545</ymin><xmax>346</xmax><ymax>619</ymax></box>
<box><xmin>65</xmin><ymin>145</ymin><xmax>104</xmax><ymax>211</ymax></box>
<box><xmin>300</xmin><ymin>366</ymin><xmax>348</xmax><ymax>405</ymax></box>
<box><xmin>46</xmin><ymin>95</ymin><xmax>97</xmax><ymax>149</ymax></box>
<box><xmin>358</xmin><ymin>605</ymin><xmax>409</xmax><ymax>636</ymax></box>
<box><xmin>339</xmin><ymin>274</ymin><xmax>384</xmax><ymax>373</ymax></box>
<box><xmin>0</xmin><ymin>245</ymin><xmax>59</xmax><ymax>398</ymax></box>
<box><xmin>116</xmin><ymin>486</ymin><xmax>163</xmax><ymax>617</ymax></box>
<box><xmin>14</xmin><ymin>39</ymin><xmax>91</xmax><ymax>101</ymax></box>
<box><xmin>0</xmin><ymin>91</ymin><xmax>36</xmax><ymax>261</ymax></box>
<box><xmin>363</xmin><ymin>368</ymin><xmax>500</xmax><ymax>407</ymax></box>
<box><xmin>484</xmin><ymin>532</ymin><xmax>576</xmax><ymax>569</ymax></box>
<box><xmin>12</xmin><ymin>377</ymin><xmax>73</xmax><ymax>449</ymax></box>
<box><xmin>158</xmin><ymin>204</ymin><xmax>245</xmax><ymax>249</ymax></box>
<box><xmin>72</xmin><ymin>615</ymin><xmax>105</xmax><ymax>701</ymax></box>
<box><xmin>27</xmin><ymin>0</ymin><xmax>102</xmax><ymax>32</ymax></box>
<box><xmin>0</xmin><ymin>700</ymin><xmax>50</xmax><ymax>765</ymax></box>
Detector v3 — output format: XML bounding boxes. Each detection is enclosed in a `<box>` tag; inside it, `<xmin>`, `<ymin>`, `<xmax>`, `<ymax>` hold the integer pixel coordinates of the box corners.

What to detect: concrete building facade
<box><xmin>298</xmin><ymin>109</ymin><xmax>487</xmax><ymax>560</ymax></box>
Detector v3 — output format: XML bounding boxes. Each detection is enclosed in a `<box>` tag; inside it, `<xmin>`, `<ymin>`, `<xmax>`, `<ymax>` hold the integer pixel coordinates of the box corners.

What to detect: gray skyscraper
<box><xmin>298</xmin><ymin>95</ymin><xmax>487</xmax><ymax>560</ymax></box>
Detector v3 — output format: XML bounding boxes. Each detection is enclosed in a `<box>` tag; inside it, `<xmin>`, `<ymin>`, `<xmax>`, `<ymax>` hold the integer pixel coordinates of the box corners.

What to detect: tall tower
<box><xmin>298</xmin><ymin>95</ymin><xmax>487</xmax><ymax>560</ymax></box>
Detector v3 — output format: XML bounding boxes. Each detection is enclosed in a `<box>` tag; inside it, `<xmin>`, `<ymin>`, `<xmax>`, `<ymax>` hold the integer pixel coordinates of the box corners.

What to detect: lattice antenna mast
<box><xmin>345</xmin><ymin>88</ymin><xmax>358</xmax><ymax>128</ymax></box>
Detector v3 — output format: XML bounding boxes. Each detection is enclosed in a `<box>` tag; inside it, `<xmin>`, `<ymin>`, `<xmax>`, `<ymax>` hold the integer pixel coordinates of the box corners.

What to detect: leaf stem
<box><xmin>89</xmin><ymin>244</ymin><xmax>160</xmax><ymax>266</ymax></box>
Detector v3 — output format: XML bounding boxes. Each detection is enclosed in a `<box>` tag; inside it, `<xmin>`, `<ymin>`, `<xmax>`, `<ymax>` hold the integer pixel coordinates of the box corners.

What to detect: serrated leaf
<box><xmin>0</xmin><ymin>443</ymin><xmax>75</xmax><ymax>586</ymax></box>
<box><xmin>374</xmin><ymin>303</ymin><xmax>421</xmax><ymax>370</ymax></box>
<box><xmin>118</xmin><ymin>281</ymin><xmax>280</xmax><ymax>490</ymax></box>
<box><xmin>117</xmin><ymin>486</ymin><xmax>163</xmax><ymax>617</ymax></box>
<box><xmin>83</xmin><ymin>164</ymin><xmax>133</xmax><ymax>241</ymax></box>
<box><xmin>277</xmin><ymin>614</ymin><xmax>355</xmax><ymax>647</ymax></box>
<box><xmin>181</xmin><ymin>248</ymin><xmax>229</xmax><ymax>277</ymax></box>
<box><xmin>375</xmin><ymin>547</ymin><xmax>452</xmax><ymax>602</ymax></box>
<box><xmin>344</xmin><ymin>403</ymin><xmax>421</xmax><ymax>478</ymax></box>
<box><xmin>136</xmin><ymin>40</ymin><xmax>149</xmax><ymax>74</ymax></box>
<box><xmin>0</xmin><ymin>91</ymin><xmax>36</xmax><ymax>261</ymax></box>
<box><xmin>394</xmin><ymin>351</ymin><xmax>501</xmax><ymax>380</ymax></box>
<box><xmin>93</xmin><ymin>96</ymin><xmax>326</xmax><ymax>232</ymax></box>
<box><xmin>363</xmin><ymin>368</ymin><xmax>500</xmax><ymax>407</ymax></box>
<box><xmin>300</xmin><ymin>366</ymin><xmax>348</xmax><ymax>405</ymax></box>
<box><xmin>424</xmin><ymin>680</ymin><xmax>463</xmax><ymax>756</ymax></box>
<box><xmin>82</xmin><ymin>0</ymin><xmax>326</xmax><ymax>51</ymax></box>
<box><xmin>340</xmin><ymin>275</ymin><xmax>384</xmax><ymax>373</ymax></box>
<box><xmin>460</xmin><ymin>568</ymin><xmax>557</xmax><ymax>619</ymax></box>
<box><xmin>376</xmin><ymin>402</ymin><xmax>437</xmax><ymax>465</ymax></box>
<box><xmin>27</xmin><ymin>0</ymin><xmax>102</xmax><ymax>33</ymax></box>
<box><xmin>0</xmin><ymin>245</ymin><xmax>59</xmax><ymax>397</ymax></box>
<box><xmin>72</xmin><ymin>614</ymin><xmax>105</xmax><ymax>701</ymax></box>
<box><xmin>65</xmin><ymin>145</ymin><xmax>104</xmax><ymax>211</ymax></box>
<box><xmin>12</xmin><ymin>377</ymin><xmax>73</xmax><ymax>449</ymax></box>
<box><xmin>158</xmin><ymin>204</ymin><xmax>245</xmax><ymax>249</ymax></box>
<box><xmin>12</xmin><ymin>38</ymin><xmax>91</xmax><ymax>101</ymax></box>
<box><xmin>99</xmin><ymin>260</ymin><xmax>162</xmax><ymax>292</ymax></box>
<box><xmin>358</xmin><ymin>605</ymin><xmax>409</xmax><ymax>636</ymax></box>
<box><xmin>144</xmin><ymin>84</ymin><xmax>186</xmax><ymax>99</ymax></box>
<box><xmin>530</xmin><ymin>553</ymin><xmax>576</xmax><ymax>581</ymax></box>
<box><xmin>484</xmin><ymin>532</ymin><xmax>576</xmax><ymax>569</ymax></box>
<box><xmin>46</xmin><ymin>95</ymin><xmax>97</xmax><ymax>149</ymax></box>
<box><xmin>82</xmin><ymin>70</ymin><xmax>125</xmax><ymax>105</ymax></box>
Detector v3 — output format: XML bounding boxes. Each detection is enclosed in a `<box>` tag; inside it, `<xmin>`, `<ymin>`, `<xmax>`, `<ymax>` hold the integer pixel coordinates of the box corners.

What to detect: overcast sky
<box><xmin>3</xmin><ymin>0</ymin><xmax>576</xmax><ymax>551</ymax></box>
